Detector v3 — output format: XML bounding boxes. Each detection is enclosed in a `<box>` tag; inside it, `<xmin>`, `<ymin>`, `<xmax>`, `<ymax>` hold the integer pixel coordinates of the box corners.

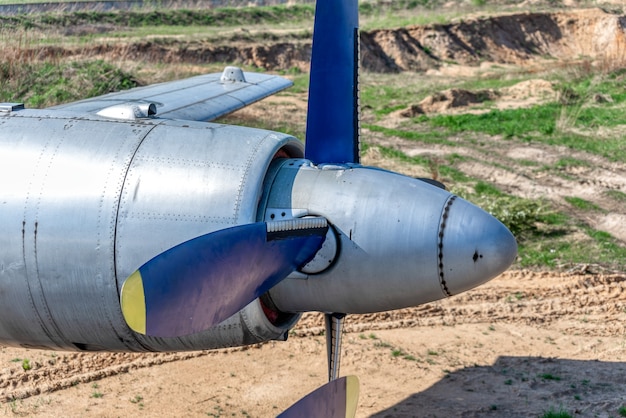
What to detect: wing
<box><xmin>50</xmin><ymin>66</ymin><xmax>292</xmax><ymax>122</ymax></box>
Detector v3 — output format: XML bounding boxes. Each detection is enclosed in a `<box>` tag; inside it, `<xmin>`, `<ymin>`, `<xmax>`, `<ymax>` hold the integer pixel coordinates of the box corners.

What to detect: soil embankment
<box><xmin>18</xmin><ymin>8</ymin><xmax>626</xmax><ymax>73</ymax></box>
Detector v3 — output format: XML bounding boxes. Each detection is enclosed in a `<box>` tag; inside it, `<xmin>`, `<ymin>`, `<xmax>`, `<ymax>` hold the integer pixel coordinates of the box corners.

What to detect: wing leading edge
<box><xmin>51</xmin><ymin>66</ymin><xmax>293</xmax><ymax>122</ymax></box>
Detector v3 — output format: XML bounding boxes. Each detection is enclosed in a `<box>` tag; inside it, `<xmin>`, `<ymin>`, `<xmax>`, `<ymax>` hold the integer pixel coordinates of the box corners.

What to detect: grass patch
<box><xmin>403</xmin><ymin>71</ymin><xmax>626</xmax><ymax>160</ymax></box>
<box><xmin>541</xmin><ymin>407</ymin><xmax>572</xmax><ymax>418</ymax></box>
<box><xmin>555</xmin><ymin>157</ymin><xmax>589</xmax><ymax>169</ymax></box>
<box><xmin>364</xmin><ymin>124</ymin><xmax>454</xmax><ymax>145</ymax></box>
<box><xmin>361</xmin><ymin>84</ymin><xmax>428</xmax><ymax>118</ymax></box>
<box><xmin>0</xmin><ymin>5</ymin><xmax>316</xmax><ymax>29</ymax></box>
<box><xmin>218</xmin><ymin>116</ymin><xmax>304</xmax><ymax>140</ymax></box>
<box><xmin>457</xmin><ymin>190</ymin><xmax>558</xmax><ymax>238</ymax></box>
<box><xmin>374</xmin><ymin>341</ymin><xmax>393</xmax><ymax>349</ymax></box>
<box><xmin>474</xmin><ymin>181</ymin><xmax>503</xmax><ymax>196</ymax></box>
<box><xmin>540</xmin><ymin>373</ymin><xmax>561</xmax><ymax>381</ymax></box>
<box><xmin>564</xmin><ymin>196</ymin><xmax>603</xmax><ymax>212</ymax></box>
<box><xmin>518</xmin><ymin>221</ymin><xmax>626</xmax><ymax>270</ymax></box>
<box><xmin>605</xmin><ymin>190</ymin><xmax>626</xmax><ymax>203</ymax></box>
<box><xmin>0</xmin><ymin>60</ymin><xmax>137</xmax><ymax>108</ymax></box>
<box><xmin>426</xmin><ymin>104</ymin><xmax>559</xmax><ymax>138</ymax></box>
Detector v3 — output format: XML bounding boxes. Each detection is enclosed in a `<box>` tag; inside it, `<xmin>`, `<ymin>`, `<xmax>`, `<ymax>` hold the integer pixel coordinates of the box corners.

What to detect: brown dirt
<box><xmin>3</xmin><ymin>7</ymin><xmax>626</xmax><ymax>418</ymax></box>
<box><xmin>3</xmin><ymin>271</ymin><xmax>626</xmax><ymax>417</ymax></box>
<box><xmin>396</xmin><ymin>79</ymin><xmax>556</xmax><ymax>116</ymax></box>
<box><xmin>8</xmin><ymin>8</ymin><xmax>626</xmax><ymax>74</ymax></box>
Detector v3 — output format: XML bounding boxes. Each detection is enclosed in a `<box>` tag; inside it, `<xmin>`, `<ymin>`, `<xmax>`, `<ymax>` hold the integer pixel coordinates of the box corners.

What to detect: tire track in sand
<box><xmin>2</xmin><ymin>271</ymin><xmax>625</xmax><ymax>403</ymax></box>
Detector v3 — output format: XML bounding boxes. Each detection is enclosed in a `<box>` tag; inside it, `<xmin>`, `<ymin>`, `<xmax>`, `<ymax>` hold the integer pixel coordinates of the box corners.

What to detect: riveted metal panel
<box><xmin>263</xmin><ymin>161</ymin><xmax>450</xmax><ymax>314</ymax></box>
<box><xmin>113</xmin><ymin>120</ymin><xmax>302</xmax><ymax>351</ymax></box>
<box><xmin>0</xmin><ymin>111</ymin><xmax>151</xmax><ymax>349</ymax></box>
<box><xmin>0</xmin><ymin>109</ymin><xmax>304</xmax><ymax>351</ymax></box>
<box><xmin>264</xmin><ymin>160</ymin><xmax>516</xmax><ymax>315</ymax></box>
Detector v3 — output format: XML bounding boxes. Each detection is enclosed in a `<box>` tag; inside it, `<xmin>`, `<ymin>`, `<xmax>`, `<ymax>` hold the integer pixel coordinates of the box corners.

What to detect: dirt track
<box><xmin>2</xmin><ymin>271</ymin><xmax>626</xmax><ymax>416</ymax></box>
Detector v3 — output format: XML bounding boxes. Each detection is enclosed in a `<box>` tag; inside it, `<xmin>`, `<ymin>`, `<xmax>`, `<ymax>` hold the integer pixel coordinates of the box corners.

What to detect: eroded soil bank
<box><xmin>8</xmin><ymin>8</ymin><xmax>626</xmax><ymax>73</ymax></box>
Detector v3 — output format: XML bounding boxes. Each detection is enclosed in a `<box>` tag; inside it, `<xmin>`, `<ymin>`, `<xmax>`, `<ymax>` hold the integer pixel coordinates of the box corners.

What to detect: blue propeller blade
<box><xmin>278</xmin><ymin>375</ymin><xmax>359</xmax><ymax>418</ymax></box>
<box><xmin>120</xmin><ymin>218</ymin><xmax>328</xmax><ymax>338</ymax></box>
<box><xmin>305</xmin><ymin>0</ymin><xmax>360</xmax><ymax>164</ymax></box>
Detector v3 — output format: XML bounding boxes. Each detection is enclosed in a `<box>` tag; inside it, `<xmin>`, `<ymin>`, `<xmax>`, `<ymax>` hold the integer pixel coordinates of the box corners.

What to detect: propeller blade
<box><xmin>120</xmin><ymin>218</ymin><xmax>328</xmax><ymax>337</ymax></box>
<box><xmin>278</xmin><ymin>375</ymin><xmax>359</xmax><ymax>418</ymax></box>
<box><xmin>305</xmin><ymin>0</ymin><xmax>360</xmax><ymax>164</ymax></box>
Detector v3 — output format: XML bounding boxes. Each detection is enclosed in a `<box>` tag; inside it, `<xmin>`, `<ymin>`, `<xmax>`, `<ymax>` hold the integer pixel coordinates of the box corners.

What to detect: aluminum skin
<box><xmin>261</xmin><ymin>159</ymin><xmax>517</xmax><ymax>314</ymax></box>
<box><xmin>0</xmin><ymin>108</ymin><xmax>302</xmax><ymax>351</ymax></box>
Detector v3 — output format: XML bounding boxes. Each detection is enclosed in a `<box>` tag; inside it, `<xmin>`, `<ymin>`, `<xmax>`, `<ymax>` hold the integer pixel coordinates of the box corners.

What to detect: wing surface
<box><xmin>50</xmin><ymin>68</ymin><xmax>292</xmax><ymax>122</ymax></box>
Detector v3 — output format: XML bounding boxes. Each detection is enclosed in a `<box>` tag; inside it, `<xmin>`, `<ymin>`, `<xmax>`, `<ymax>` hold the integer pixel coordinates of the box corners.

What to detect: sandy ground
<box><xmin>2</xmin><ymin>270</ymin><xmax>626</xmax><ymax>417</ymax></box>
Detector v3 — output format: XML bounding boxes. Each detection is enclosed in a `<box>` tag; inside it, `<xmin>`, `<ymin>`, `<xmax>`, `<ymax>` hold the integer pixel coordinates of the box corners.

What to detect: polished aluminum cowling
<box><xmin>0</xmin><ymin>109</ymin><xmax>301</xmax><ymax>351</ymax></box>
<box><xmin>261</xmin><ymin>159</ymin><xmax>517</xmax><ymax>314</ymax></box>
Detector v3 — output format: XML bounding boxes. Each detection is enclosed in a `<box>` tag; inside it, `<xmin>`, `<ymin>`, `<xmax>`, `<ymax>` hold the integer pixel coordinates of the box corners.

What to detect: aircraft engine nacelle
<box><xmin>0</xmin><ymin>109</ymin><xmax>302</xmax><ymax>351</ymax></box>
<box><xmin>261</xmin><ymin>158</ymin><xmax>517</xmax><ymax>314</ymax></box>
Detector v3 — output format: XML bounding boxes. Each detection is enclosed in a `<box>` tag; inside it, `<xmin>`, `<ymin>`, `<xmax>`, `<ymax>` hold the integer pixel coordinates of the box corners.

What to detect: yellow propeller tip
<box><xmin>345</xmin><ymin>375</ymin><xmax>359</xmax><ymax>418</ymax></box>
<box><xmin>120</xmin><ymin>270</ymin><xmax>147</xmax><ymax>334</ymax></box>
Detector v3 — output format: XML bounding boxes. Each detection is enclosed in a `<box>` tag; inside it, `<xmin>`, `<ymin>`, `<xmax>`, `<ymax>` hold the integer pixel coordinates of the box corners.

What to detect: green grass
<box><xmin>397</xmin><ymin>72</ymin><xmax>626</xmax><ymax>161</ymax></box>
<box><xmin>219</xmin><ymin>116</ymin><xmax>304</xmax><ymax>140</ymax></box>
<box><xmin>564</xmin><ymin>196</ymin><xmax>603</xmax><ymax>212</ymax></box>
<box><xmin>605</xmin><ymin>190</ymin><xmax>626</xmax><ymax>203</ymax></box>
<box><xmin>0</xmin><ymin>60</ymin><xmax>137</xmax><ymax>108</ymax></box>
<box><xmin>0</xmin><ymin>5</ymin><xmax>316</xmax><ymax>29</ymax></box>
<box><xmin>361</xmin><ymin>84</ymin><xmax>426</xmax><ymax>118</ymax></box>
<box><xmin>364</xmin><ymin>124</ymin><xmax>454</xmax><ymax>145</ymax></box>
<box><xmin>474</xmin><ymin>181</ymin><xmax>503</xmax><ymax>196</ymax></box>
<box><xmin>519</xmin><ymin>223</ymin><xmax>626</xmax><ymax>269</ymax></box>
<box><xmin>282</xmin><ymin>72</ymin><xmax>309</xmax><ymax>94</ymax></box>
<box><xmin>541</xmin><ymin>407</ymin><xmax>572</xmax><ymax>418</ymax></box>
<box><xmin>0</xmin><ymin>1</ymin><xmax>458</xmax><ymax>32</ymax></box>
<box><xmin>426</xmin><ymin>104</ymin><xmax>559</xmax><ymax>138</ymax></box>
<box><xmin>555</xmin><ymin>157</ymin><xmax>589</xmax><ymax>169</ymax></box>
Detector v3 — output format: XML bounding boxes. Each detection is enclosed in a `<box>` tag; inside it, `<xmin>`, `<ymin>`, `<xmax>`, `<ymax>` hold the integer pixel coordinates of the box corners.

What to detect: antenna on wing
<box><xmin>305</xmin><ymin>0</ymin><xmax>360</xmax><ymax>164</ymax></box>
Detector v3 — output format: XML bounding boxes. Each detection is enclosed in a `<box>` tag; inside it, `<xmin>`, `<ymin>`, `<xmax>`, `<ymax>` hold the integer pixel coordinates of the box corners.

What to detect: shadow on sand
<box><xmin>372</xmin><ymin>356</ymin><xmax>626</xmax><ymax>417</ymax></box>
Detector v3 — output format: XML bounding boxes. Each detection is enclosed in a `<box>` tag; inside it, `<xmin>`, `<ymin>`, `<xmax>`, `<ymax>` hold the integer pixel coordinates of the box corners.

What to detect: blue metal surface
<box><xmin>278</xmin><ymin>375</ymin><xmax>359</xmax><ymax>418</ymax></box>
<box><xmin>125</xmin><ymin>221</ymin><xmax>327</xmax><ymax>338</ymax></box>
<box><xmin>305</xmin><ymin>0</ymin><xmax>360</xmax><ymax>164</ymax></box>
